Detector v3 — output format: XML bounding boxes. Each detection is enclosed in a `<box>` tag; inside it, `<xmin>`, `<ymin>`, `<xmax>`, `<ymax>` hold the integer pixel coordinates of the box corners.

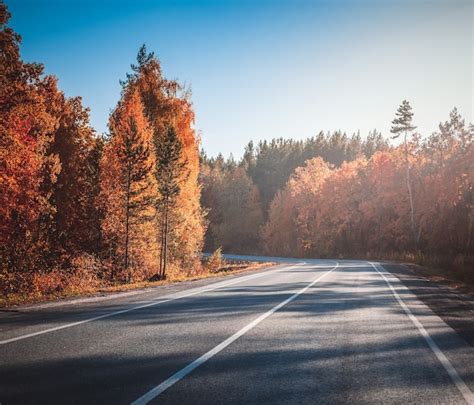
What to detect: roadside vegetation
<box><xmin>0</xmin><ymin>252</ymin><xmax>271</xmax><ymax>307</ymax></box>
<box><xmin>1</xmin><ymin>1</ymin><xmax>472</xmax><ymax>306</ymax></box>
<box><xmin>1</xmin><ymin>3</ymin><xmax>206</xmax><ymax>302</ymax></box>
<box><xmin>201</xmin><ymin>108</ymin><xmax>473</xmax><ymax>283</ymax></box>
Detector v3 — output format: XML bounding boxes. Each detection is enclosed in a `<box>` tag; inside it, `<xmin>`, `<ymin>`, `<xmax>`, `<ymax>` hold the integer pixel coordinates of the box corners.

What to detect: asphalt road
<box><xmin>1</xmin><ymin>258</ymin><xmax>473</xmax><ymax>404</ymax></box>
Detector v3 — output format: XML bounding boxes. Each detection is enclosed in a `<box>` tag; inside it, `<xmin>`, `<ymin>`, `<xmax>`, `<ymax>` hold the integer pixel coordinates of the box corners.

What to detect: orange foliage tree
<box><xmin>262</xmin><ymin>106</ymin><xmax>473</xmax><ymax>271</ymax></box>
<box><xmin>98</xmin><ymin>88</ymin><xmax>158</xmax><ymax>282</ymax></box>
<box><xmin>261</xmin><ymin>158</ymin><xmax>332</xmax><ymax>257</ymax></box>
<box><xmin>0</xmin><ymin>4</ymin><xmax>61</xmax><ymax>284</ymax></box>
<box><xmin>123</xmin><ymin>45</ymin><xmax>205</xmax><ymax>273</ymax></box>
<box><xmin>48</xmin><ymin>96</ymin><xmax>101</xmax><ymax>260</ymax></box>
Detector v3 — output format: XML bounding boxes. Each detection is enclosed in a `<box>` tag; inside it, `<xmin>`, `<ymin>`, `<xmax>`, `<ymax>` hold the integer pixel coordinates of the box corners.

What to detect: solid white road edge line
<box><xmin>370</xmin><ymin>262</ymin><xmax>474</xmax><ymax>405</ymax></box>
<box><xmin>0</xmin><ymin>262</ymin><xmax>332</xmax><ymax>346</ymax></box>
<box><xmin>131</xmin><ymin>262</ymin><xmax>339</xmax><ymax>405</ymax></box>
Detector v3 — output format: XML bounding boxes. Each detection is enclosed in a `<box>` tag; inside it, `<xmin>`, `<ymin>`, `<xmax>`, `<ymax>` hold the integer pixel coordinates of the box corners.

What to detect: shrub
<box><xmin>207</xmin><ymin>247</ymin><xmax>225</xmax><ymax>273</ymax></box>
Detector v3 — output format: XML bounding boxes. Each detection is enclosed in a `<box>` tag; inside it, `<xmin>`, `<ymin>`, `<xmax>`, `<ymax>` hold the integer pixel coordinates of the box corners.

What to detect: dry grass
<box><xmin>399</xmin><ymin>262</ymin><xmax>474</xmax><ymax>297</ymax></box>
<box><xmin>361</xmin><ymin>252</ymin><xmax>474</xmax><ymax>287</ymax></box>
<box><xmin>0</xmin><ymin>261</ymin><xmax>274</xmax><ymax>308</ymax></box>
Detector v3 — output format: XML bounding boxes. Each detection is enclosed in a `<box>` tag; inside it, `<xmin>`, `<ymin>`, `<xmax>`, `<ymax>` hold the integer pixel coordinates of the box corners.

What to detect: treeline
<box><xmin>201</xmin><ymin>131</ymin><xmax>389</xmax><ymax>253</ymax></box>
<box><xmin>201</xmin><ymin>105</ymin><xmax>473</xmax><ymax>276</ymax></box>
<box><xmin>0</xmin><ymin>3</ymin><xmax>204</xmax><ymax>296</ymax></box>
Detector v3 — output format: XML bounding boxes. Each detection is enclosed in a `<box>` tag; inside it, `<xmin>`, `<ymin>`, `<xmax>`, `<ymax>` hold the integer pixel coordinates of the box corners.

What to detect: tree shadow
<box><xmin>0</xmin><ymin>262</ymin><xmax>473</xmax><ymax>404</ymax></box>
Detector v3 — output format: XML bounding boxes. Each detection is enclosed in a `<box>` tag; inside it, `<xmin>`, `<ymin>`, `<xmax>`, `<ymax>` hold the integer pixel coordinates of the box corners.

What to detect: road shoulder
<box><xmin>1</xmin><ymin>262</ymin><xmax>278</xmax><ymax>312</ymax></box>
<box><xmin>383</xmin><ymin>263</ymin><xmax>474</xmax><ymax>347</ymax></box>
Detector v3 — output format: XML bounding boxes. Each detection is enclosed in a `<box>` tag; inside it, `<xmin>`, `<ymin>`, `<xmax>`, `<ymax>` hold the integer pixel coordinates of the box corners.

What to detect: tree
<box><xmin>260</xmin><ymin>188</ymin><xmax>297</xmax><ymax>256</ymax></box>
<box><xmin>0</xmin><ymin>2</ymin><xmax>61</xmax><ymax>279</ymax></box>
<box><xmin>99</xmin><ymin>88</ymin><xmax>158</xmax><ymax>282</ymax></box>
<box><xmin>215</xmin><ymin>167</ymin><xmax>263</xmax><ymax>253</ymax></box>
<box><xmin>125</xmin><ymin>45</ymin><xmax>205</xmax><ymax>273</ymax></box>
<box><xmin>48</xmin><ymin>96</ymin><xmax>100</xmax><ymax>258</ymax></box>
<box><xmin>154</xmin><ymin>126</ymin><xmax>186</xmax><ymax>279</ymax></box>
<box><xmin>391</xmin><ymin>100</ymin><xmax>420</xmax><ymax>250</ymax></box>
<box><xmin>200</xmin><ymin>159</ymin><xmax>264</xmax><ymax>254</ymax></box>
<box><xmin>420</xmin><ymin>109</ymin><xmax>473</xmax><ymax>256</ymax></box>
<box><xmin>261</xmin><ymin>158</ymin><xmax>332</xmax><ymax>257</ymax></box>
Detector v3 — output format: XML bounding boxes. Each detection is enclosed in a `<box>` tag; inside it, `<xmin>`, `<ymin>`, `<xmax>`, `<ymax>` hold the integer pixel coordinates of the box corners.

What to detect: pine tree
<box><xmin>391</xmin><ymin>100</ymin><xmax>420</xmax><ymax>250</ymax></box>
<box><xmin>99</xmin><ymin>88</ymin><xmax>157</xmax><ymax>282</ymax></box>
<box><xmin>154</xmin><ymin>126</ymin><xmax>186</xmax><ymax>279</ymax></box>
<box><xmin>120</xmin><ymin>118</ymin><xmax>154</xmax><ymax>279</ymax></box>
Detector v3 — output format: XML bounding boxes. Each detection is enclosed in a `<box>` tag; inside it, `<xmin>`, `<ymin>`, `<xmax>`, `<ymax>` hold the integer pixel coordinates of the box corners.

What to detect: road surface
<box><xmin>1</xmin><ymin>258</ymin><xmax>473</xmax><ymax>404</ymax></box>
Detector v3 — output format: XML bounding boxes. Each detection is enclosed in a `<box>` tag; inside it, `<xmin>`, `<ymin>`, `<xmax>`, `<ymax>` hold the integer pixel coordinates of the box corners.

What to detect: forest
<box><xmin>1</xmin><ymin>3</ymin><xmax>204</xmax><ymax>299</ymax></box>
<box><xmin>201</xmin><ymin>110</ymin><xmax>473</xmax><ymax>274</ymax></box>
<box><xmin>1</xmin><ymin>1</ymin><xmax>473</xmax><ymax>303</ymax></box>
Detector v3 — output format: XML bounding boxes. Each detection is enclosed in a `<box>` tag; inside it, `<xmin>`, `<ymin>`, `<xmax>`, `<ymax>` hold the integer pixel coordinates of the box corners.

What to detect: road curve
<box><xmin>1</xmin><ymin>258</ymin><xmax>473</xmax><ymax>404</ymax></box>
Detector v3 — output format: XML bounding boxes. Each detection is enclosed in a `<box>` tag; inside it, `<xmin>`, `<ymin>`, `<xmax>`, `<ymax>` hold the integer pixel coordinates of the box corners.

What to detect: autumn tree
<box><xmin>124</xmin><ymin>45</ymin><xmax>205</xmax><ymax>273</ymax></box>
<box><xmin>260</xmin><ymin>188</ymin><xmax>298</xmax><ymax>257</ymax></box>
<box><xmin>419</xmin><ymin>109</ymin><xmax>473</xmax><ymax>256</ymax></box>
<box><xmin>391</xmin><ymin>100</ymin><xmax>420</xmax><ymax>250</ymax></box>
<box><xmin>0</xmin><ymin>2</ymin><xmax>61</xmax><ymax>282</ymax></box>
<box><xmin>261</xmin><ymin>158</ymin><xmax>332</xmax><ymax>257</ymax></box>
<box><xmin>48</xmin><ymin>96</ymin><xmax>101</xmax><ymax>260</ymax></box>
<box><xmin>99</xmin><ymin>88</ymin><xmax>158</xmax><ymax>282</ymax></box>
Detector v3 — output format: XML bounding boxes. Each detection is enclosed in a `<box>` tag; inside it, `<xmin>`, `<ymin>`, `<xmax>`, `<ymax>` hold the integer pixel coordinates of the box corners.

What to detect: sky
<box><xmin>6</xmin><ymin>0</ymin><xmax>473</xmax><ymax>157</ymax></box>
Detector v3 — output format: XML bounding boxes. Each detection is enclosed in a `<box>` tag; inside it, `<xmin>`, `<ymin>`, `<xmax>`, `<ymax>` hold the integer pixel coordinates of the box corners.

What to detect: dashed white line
<box><xmin>0</xmin><ymin>263</ymin><xmax>311</xmax><ymax>346</ymax></box>
<box><xmin>131</xmin><ymin>263</ymin><xmax>339</xmax><ymax>405</ymax></box>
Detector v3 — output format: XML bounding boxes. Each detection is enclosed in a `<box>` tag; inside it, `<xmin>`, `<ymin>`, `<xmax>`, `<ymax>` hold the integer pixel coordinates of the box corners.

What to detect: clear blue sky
<box><xmin>6</xmin><ymin>0</ymin><xmax>473</xmax><ymax>157</ymax></box>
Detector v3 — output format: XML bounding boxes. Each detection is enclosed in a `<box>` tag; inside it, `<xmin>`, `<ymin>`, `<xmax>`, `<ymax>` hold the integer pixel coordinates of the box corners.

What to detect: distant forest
<box><xmin>200</xmin><ymin>111</ymin><xmax>473</xmax><ymax>274</ymax></box>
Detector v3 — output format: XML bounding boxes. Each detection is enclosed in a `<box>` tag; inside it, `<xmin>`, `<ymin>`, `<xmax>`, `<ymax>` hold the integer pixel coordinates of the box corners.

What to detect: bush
<box><xmin>207</xmin><ymin>247</ymin><xmax>225</xmax><ymax>273</ymax></box>
<box><xmin>31</xmin><ymin>254</ymin><xmax>102</xmax><ymax>296</ymax></box>
<box><xmin>65</xmin><ymin>254</ymin><xmax>102</xmax><ymax>292</ymax></box>
<box><xmin>31</xmin><ymin>269</ymin><xmax>64</xmax><ymax>295</ymax></box>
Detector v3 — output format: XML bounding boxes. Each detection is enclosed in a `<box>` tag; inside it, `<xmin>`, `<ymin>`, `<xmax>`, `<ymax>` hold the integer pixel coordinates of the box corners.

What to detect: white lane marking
<box><xmin>131</xmin><ymin>263</ymin><xmax>339</xmax><ymax>405</ymax></box>
<box><xmin>0</xmin><ymin>262</ymin><xmax>322</xmax><ymax>345</ymax></box>
<box><xmin>370</xmin><ymin>262</ymin><xmax>474</xmax><ymax>405</ymax></box>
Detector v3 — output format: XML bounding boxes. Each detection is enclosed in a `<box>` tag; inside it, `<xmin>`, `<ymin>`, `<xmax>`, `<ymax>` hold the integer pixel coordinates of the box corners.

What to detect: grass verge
<box><xmin>0</xmin><ymin>261</ymin><xmax>274</xmax><ymax>308</ymax></box>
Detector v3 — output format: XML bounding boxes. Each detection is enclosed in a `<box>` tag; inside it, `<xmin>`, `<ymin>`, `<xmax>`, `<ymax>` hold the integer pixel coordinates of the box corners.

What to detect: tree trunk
<box><xmin>159</xmin><ymin>200</ymin><xmax>166</xmax><ymax>279</ymax></box>
<box><xmin>162</xmin><ymin>197</ymin><xmax>169</xmax><ymax>280</ymax></box>
<box><xmin>404</xmin><ymin>132</ymin><xmax>420</xmax><ymax>251</ymax></box>
<box><xmin>124</xmin><ymin>163</ymin><xmax>131</xmax><ymax>282</ymax></box>
<box><xmin>467</xmin><ymin>206</ymin><xmax>473</xmax><ymax>254</ymax></box>
<box><xmin>159</xmin><ymin>217</ymin><xmax>163</xmax><ymax>278</ymax></box>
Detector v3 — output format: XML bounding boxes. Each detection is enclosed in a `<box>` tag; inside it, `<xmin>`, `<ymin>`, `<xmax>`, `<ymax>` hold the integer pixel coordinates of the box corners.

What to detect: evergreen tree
<box><xmin>120</xmin><ymin>118</ymin><xmax>154</xmax><ymax>279</ymax></box>
<box><xmin>99</xmin><ymin>88</ymin><xmax>157</xmax><ymax>282</ymax></box>
<box><xmin>391</xmin><ymin>100</ymin><xmax>420</xmax><ymax>250</ymax></box>
<box><xmin>154</xmin><ymin>126</ymin><xmax>186</xmax><ymax>279</ymax></box>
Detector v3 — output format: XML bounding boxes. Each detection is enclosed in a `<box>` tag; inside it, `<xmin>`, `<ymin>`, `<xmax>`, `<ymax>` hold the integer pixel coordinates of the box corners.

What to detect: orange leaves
<box><xmin>0</xmin><ymin>8</ymin><xmax>65</xmax><ymax>275</ymax></box>
<box><xmin>262</xmin><ymin>125</ymin><xmax>473</xmax><ymax>258</ymax></box>
<box><xmin>97</xmin><ymin>47</ymin><xmax>205</xmax><ymax>280</ymax></box>
<box><xmin>99</xmin><ymin>86</ymin><xmax>158</xmax><ymax>280</ymax></box>
<box><xmin>129</xmin><ymin>47</ymin><xmax>204</xmax><ymax>270</ymax></box>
